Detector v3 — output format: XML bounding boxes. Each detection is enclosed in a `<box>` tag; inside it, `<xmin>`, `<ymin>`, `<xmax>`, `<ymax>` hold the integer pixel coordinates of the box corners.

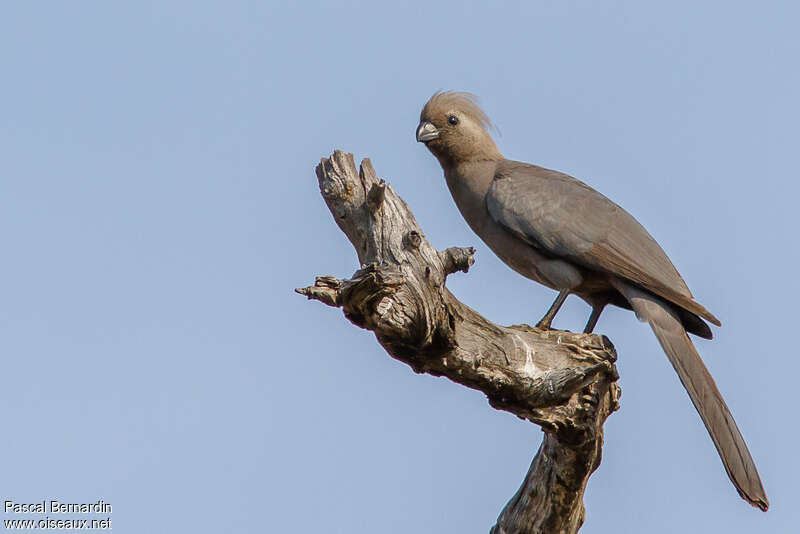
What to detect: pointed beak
<box><xmin>416</xmin><ymin>121</ymin><xmax>439</xmax><ymax>142</ymax></box>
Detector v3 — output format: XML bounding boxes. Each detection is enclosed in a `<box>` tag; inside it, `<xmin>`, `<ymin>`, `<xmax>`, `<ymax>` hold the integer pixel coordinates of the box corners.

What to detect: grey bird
<box><xmin>416</xmin><ymin>91</ymin><xmax>768</xmax><ymax>511</ymax></box>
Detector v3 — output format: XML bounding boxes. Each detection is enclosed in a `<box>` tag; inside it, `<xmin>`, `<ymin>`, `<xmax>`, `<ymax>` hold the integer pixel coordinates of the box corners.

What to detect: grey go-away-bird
<box><xmin>416</xmin><ymin>91</ymin><xmax>768</xmax><ymax>510</ymax></box>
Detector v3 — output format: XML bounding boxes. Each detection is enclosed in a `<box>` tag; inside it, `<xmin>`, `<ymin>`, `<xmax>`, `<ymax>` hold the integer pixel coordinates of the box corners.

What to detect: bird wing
<box><xmin>486</xmin><ymin>160</ymin><xmax>720</xmax><ymax>326</ymax></box>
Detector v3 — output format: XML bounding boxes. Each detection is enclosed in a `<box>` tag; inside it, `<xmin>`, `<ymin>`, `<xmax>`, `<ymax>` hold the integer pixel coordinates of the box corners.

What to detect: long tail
<box><xmin>612</xmin><ymin>280</ymin><xmax>769</xmax><ymax>511</ymax></box>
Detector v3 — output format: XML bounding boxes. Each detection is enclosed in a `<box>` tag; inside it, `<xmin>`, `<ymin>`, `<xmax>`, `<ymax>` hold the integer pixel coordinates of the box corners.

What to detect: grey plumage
<box><xmin>416</xmin><ymin>91</ymin><xmax>768</xmax><ymax>510</ymax></box>
<box><xmin>613</xmin><ymin>281</ymin><xmax>766</xmax><ymax>508</ymax></box>
<box><xmin>487</xmin><ymin>160</ymin><xmax>719</xmax><ymax>337</ymax></box>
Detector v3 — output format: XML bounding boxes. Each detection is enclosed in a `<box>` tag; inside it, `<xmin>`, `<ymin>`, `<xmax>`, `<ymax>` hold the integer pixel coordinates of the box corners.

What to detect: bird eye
<box><xmin>448</xmin><ymin>115</ymin><xmax>459</xmax><ymax>126</ymax></box>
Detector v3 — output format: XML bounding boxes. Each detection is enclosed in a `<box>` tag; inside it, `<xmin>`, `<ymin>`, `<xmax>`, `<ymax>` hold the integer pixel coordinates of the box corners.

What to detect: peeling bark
<box><xmin>297</xmin><ymin>151</ymin><xmax>621</xmax><ymax>534</ymax></box>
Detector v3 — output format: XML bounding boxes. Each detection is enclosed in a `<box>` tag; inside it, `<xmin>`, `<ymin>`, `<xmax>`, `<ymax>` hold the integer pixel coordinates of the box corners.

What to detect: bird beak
<box><xmin>416</xmin><ymin>121</ymin><xmax>439</xmax><ymax>142</ymax></box>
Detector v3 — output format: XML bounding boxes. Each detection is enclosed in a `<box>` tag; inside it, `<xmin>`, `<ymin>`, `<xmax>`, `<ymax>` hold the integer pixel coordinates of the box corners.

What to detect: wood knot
<box><xmin>404</xmin><ymin>230</ymin><xmax>422</xmax><ymax>249</ymax></box>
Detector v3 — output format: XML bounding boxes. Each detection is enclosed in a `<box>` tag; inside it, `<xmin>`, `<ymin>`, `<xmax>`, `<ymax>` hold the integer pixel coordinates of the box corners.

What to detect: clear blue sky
<box><xmin>1</xmin><ymin>2</ymin><xmax>797</xmax><ymax>533</ymax></box>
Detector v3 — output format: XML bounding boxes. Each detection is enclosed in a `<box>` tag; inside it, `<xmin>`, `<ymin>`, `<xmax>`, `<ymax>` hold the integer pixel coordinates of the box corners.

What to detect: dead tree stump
<box><xmin>296</xmin><ymin>151</ymin><xmax>621</xmax><ymax>534</ymax></box>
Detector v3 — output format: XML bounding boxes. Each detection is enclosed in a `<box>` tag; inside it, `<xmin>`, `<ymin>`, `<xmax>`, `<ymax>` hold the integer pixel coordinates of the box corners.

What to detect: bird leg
<box><xmin>536</xmin><ymin>289</ymin><xmax>570</xmax><ymax>330</ymax></box>
<box><xmin>583</xmin><ymin>302</ymin><xmax>607</xmax><ymax>334</ymax></box>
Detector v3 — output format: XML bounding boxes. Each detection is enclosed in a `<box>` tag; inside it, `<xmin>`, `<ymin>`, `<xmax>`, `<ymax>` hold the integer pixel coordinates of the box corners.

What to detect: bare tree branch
<box><xmin>297</xmin><ymin>151</ymin><xmax>621</xmax><ymax>534</ymax></box>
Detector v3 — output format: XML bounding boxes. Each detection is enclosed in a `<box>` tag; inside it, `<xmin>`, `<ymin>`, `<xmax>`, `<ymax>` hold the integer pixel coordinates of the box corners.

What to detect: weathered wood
<box><xmin>296</xmin><ymin>151</ymin><xmax>621</xmax><ymax>534</ymax></box>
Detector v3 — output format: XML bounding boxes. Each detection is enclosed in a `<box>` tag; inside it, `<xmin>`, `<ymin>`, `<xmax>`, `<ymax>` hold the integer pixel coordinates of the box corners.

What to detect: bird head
<box><xmin>416</xmin><ymin>91</ymin><xmax>502</xmax><ymax>166</ymax></box>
